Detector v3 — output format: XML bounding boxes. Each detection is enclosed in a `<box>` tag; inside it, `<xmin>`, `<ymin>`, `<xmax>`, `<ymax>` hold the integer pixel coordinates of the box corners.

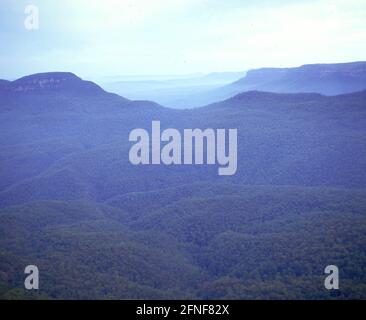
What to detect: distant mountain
<box><xmin>1</xmin><ymin>72</ymin><xmax>366</xmax><ymax>299</ymax></box>
<box><xmin>0</xmin><ymin>72</ymin><xmax>107</xmax><ymax>94</ymax></box>
<box><xmin>196</xmin><ymin>71</ymin><xmax>248</xmax><ymax>84</ymax></box>
<box><xmin>101</xmin><ymin>71</ymin><xmax>246</xmax><ymax>109</ymax></box>
<box><xmin>225</xmin><ymin>61</ymin><xmax>366</xmax><ymax>96</ymax></box>
<box><xmin>127</xmin><ymin>61</ymin><xmax>366</xmax><ymax>108</ymax></box>
<box><xmin>0</xmin><ymin>72</ymin><xmax>163</xmax><ymax>115</ymax></box>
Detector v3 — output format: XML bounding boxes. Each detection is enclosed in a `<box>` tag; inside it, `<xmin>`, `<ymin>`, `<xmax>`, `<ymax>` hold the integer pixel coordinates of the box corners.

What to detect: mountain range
<box><xmin>227</xmin><ymin>61</ymin><xmax>366</xmax><ymax>95</ymax></box>
<box><xmin>0</xmin><ymin>69</ymin><xmax>365</xmax><ymax>299</ymax></box>
<box><xmin>135</xmin><ymin>61</ymin><xmax>366</xmax><ymax>108</ymax></box>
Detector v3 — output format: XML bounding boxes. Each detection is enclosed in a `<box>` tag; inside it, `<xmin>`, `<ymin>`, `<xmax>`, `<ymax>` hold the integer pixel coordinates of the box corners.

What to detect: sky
<box><xmin>0</xmin><ymin>0</ymin><xmax>365</xmax><ymax>80</ymax></box>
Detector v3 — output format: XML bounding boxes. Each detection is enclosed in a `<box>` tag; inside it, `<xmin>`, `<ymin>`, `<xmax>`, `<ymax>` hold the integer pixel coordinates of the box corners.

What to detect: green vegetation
<box><xmin>0</xmin><ymin>185</ymin><xmax>365</xmax><ymax>299</ymax></box>
<box><xmin>1</xmin><ymin>74</ymin><xmax>366</xmax><ymax>299</ymax></box>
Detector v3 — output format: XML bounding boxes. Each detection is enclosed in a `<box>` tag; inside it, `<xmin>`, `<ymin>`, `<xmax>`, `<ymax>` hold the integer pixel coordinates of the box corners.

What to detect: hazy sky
<box><xmin>1</xmin><ymin>0</ymin><xmax>365</xmax><ymax>79</ymax></box>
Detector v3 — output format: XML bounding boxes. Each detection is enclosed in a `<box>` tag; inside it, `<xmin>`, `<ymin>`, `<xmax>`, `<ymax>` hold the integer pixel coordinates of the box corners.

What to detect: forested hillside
<box><xmin>0</xmin><ymin>73</ymin><xmax>366</xmax><ymax>299</ymax></box>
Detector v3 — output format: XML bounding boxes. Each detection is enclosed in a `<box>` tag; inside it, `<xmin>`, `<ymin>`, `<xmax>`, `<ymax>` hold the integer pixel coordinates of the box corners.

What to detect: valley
<box><xmin>0</xmin><ymin>71</ymin><xmax>365</xmax><ymax>299</ymax></box>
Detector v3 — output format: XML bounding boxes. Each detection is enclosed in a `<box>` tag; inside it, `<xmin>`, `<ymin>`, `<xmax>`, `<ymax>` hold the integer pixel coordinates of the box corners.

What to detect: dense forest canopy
<box><xmin>0</xmin><ymin>72</ymin><xmax>366</xmax><ymax>299</ymax></box>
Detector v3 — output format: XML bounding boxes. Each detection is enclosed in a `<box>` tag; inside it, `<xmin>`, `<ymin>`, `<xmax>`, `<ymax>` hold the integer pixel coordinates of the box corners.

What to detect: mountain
<box><xmin>0</xmin><ymin>72</ymin><xmax>163</xmax><ymax>113</ymax></box>
<box><xmin>0</xmin><ymin>72</ymin><xmax>106</xmax><ymax>94</ymax></box>
<box><xmin>222</xmin><ymin>61</ymin><xmax>366</xmax><ymax>97</ymax></box>
<box><xmin>0</xmin><ymin>80</ymin><xmax>11</xmax><ymax>87</ymax></box>
<box><xmin>0</xmin><ymin>72</ymin><xmax>366</xmax><ymax>299</ymax></box>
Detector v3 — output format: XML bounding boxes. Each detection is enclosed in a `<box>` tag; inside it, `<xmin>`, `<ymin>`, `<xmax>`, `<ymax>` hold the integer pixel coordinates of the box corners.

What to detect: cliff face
<box><xmin>229</xmin><ymin>61</ymin><xmax>366</xmax><ymax>96</ymax></box>
<box><xmin>0</xmin><ymin>72</ymin><xmax>105</xmax><ymax>94</ymax></box>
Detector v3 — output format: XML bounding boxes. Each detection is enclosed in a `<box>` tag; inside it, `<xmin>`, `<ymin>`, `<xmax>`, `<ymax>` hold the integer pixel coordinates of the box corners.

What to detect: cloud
<box><xmin>0</xmin><ymin>0</ymin><xmax>365</xmax><ymax>78</ymax></box>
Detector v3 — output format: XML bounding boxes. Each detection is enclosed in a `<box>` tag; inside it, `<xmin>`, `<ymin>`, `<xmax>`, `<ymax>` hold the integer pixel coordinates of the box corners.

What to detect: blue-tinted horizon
<box><xmin>1</xmin><ymin>0</ymin><xmax>365</xmax><ymax>80</ymax></box>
